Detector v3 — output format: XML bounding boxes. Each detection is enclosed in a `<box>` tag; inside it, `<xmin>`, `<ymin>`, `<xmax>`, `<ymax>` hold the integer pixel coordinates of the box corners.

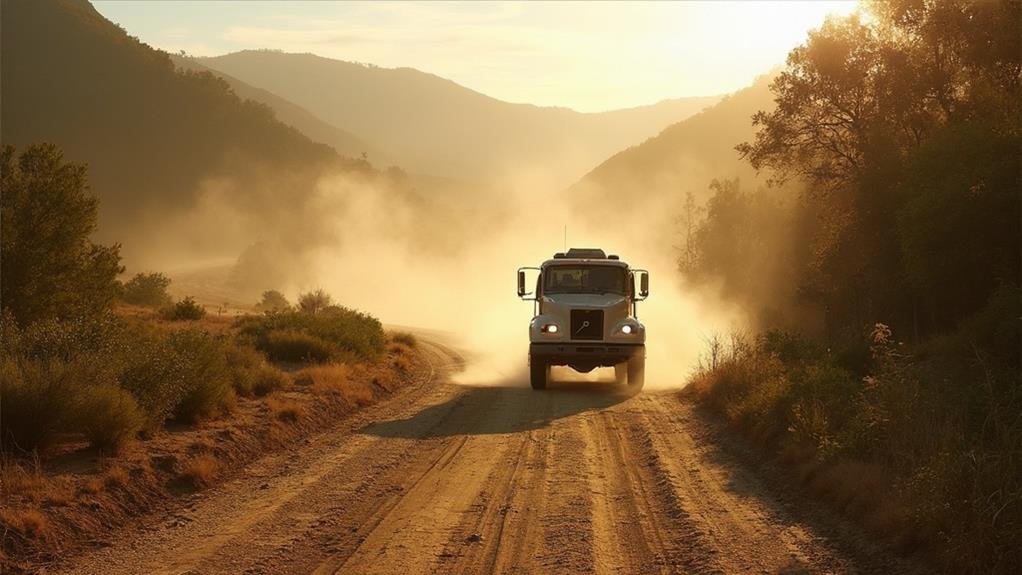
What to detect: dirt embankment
<box><xmin>40</xmin><ymin>340</ymin><xmax>927</xmax><ymax>575</ymax></box>
<box><xmin>1</xmin><ymin>339</ymin><xmax>439</xmax><ymax>574</ymax></box>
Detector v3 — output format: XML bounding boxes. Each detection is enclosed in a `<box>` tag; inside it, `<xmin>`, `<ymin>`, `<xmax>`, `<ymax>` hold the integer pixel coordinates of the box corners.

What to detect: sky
<box><xmin>94</xmin><ymin>1</ymin><xmax>857</xmax><ymax>113</ymax></box>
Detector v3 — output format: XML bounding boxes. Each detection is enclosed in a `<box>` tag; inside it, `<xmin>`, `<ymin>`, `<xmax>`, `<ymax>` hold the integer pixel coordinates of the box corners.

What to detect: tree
<box><xmin>121</xmin><ymin>272</ymin><xmax>173</xmax><ymax>307</ymax></box>
<box><xmin>257</xmin><ymin>289</ymin><xmax>291</xmax><ymax>312</ymax></box>
<box><xmin>734</xmin><ymin>0</ymin><xmax>1020</xmax><ymax>337</ymax></box>
<box><xmin>1</xmin><ymin>144</ymin><xmax>123</xmax><ymax>324</ymax></box>
<box><xmin>297</xmin><ymin>289</ymin><xmax>332</xmax><ymax>315</ymax></box>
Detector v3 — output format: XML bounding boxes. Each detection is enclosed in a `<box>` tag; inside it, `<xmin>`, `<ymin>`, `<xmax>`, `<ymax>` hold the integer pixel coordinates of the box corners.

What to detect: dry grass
<box><xmin>103</xmin><ymin>465</ymin><xmax>131</xmax><ymax>490</ymax></box>
<box><xmin>0</xmin><ymin>507</ymin><xmax>51</xmax><ymax>541</ymax></box>
<box><xmin>391</xmin><ymin>355</ymin><xmax>411</xmax><ymax>372</ymax></box>
<box><xmin>389</xmin><ymin>332</ymin><xmax>417</xmax><ymax>348</ymax></box>
<box><xmin>1</xmin><ymin>460</ymin><xmax>47</xmax><ymax>498</ymax></box>
<box><xmin>179</xmin><ymin>453</ymin><xmax>219</xmax><ymax>488</ymax></box>
<box><xmin>1</xmin><ymin>460</ymin><xmax>75</xmax><ymax>506</ymax></box>
<box><xmin>340</xmin><ymin>382</ymin><xmax>374</xmax><ymax>407</ymax></box>
<box><xmin>266</xmin><ymin>394</ymin><xmax>304</xmax><ymax>423</ymax></box>
<box><xmin>300</xmin><ymin>363</ymin><xmax>351</xmax><ymax>395</ymax></box>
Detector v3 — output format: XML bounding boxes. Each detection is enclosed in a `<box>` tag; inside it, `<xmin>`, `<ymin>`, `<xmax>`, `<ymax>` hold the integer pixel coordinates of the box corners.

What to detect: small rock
<box><xmin>466</xmin><ymin>533</ymin><xmax>483</xmax><ymax>543</ymax></box>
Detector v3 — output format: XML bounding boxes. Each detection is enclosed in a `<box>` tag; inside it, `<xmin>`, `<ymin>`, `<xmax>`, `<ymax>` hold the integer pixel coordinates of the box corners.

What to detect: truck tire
<box><xmin>530</xmin><ymin>358</ymin><xmax>547</xmax><ymax>390</ymax></box>
<box><xmin>627</xmin><ymin>355</ymin><xmax>645</xmax><ymax>389</ymax></box>
<box><xmin>614</xmin><ymin>363</ymin><xmax>627</xmax><ymax>385</ymax></box>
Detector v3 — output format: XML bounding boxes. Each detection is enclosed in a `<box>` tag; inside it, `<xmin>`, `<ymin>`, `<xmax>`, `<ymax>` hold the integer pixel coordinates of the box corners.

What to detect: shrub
<box><xmin>297</xmin><ymin>289</ymin><xmax>332</xmax><ymax>314</ymax></box>
<box><xmin>236</xmin><ymin>307</ymin><xmax>385</xmax><ymax>363</ymax></box>
<box><xmin>120</xmin><ymin>272</ymin><xmax>172</xmax><ymax>307</ymax></box>
<box><xmin>179</xmin><ymin>453</ymin><xmax>218</xmax><ymax>488</ymax></box>
<box><xmin>260</xmin><ymin>330</ymin><xmax>334</xmax><ymax>363</ymax></box>
<box><xmin>225</xmin><ymin>343</ymin><xmax>288</xmax><ymax>396</ymax></box>
<box><xmin>256</xmin><ymin>289</ymin><xmax>290</xmax><ymax>312</ymax></box>
<box><xmin>74</xmin><ymin>384</ymin><xmax>144</xmax><ymax>450</ymax></box>
<box><xmin>390</xmin><ymin>332</ymin><xmax>418</xmax><ymax>348</ymax></box>
<box><xmin>267</xmin><ymin>394</ymin><xmax>304</xmax><ymax>423</ymax></box>
<box><xmin>167</xmin><ymin>330</ymin><xmax>232</xmax><ymax>422</ymax></box>
<box><xmin>299</xmin><ymin>363</ymin><xmax>350</xmax><ymax>395</ymax></box>
<box><xmin>1</xmin><ymin>357</ymin><xmax>85</xmax><ymax>450</ymax></box>
<box><xmin>161</xmin><ymin>296</ymin><xmax>207</xmax><ymax>321</ymax></box>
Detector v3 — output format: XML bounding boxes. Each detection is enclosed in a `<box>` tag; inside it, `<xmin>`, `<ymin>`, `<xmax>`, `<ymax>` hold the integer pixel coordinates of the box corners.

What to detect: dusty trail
<box><xmin>55</xmin><ymin>341</ymin><xmax>923</xmax><ymax>575</ymax></box>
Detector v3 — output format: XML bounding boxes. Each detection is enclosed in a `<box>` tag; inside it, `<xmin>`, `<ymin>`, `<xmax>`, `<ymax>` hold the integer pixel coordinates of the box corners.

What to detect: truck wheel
<box><xmin>627</xmin><ymin>356</ymin><xmax>645</xmax><ymax>389</ymax></box>
<box><xmin>614</xmin><ymin>363</ymin><xmax>627</xmax><ymax>385</ymax></box>
<box><xmin>530</xmin><ymin>359</ymin><xmax>547</xmax><ymax>390</ymax></box>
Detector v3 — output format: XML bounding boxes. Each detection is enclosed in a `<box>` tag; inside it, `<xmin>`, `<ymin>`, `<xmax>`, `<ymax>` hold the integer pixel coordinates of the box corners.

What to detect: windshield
<box><xmin>543</xmin><ymin>265</ymin><xmax>627</xmax><ymax>295</ymax></box>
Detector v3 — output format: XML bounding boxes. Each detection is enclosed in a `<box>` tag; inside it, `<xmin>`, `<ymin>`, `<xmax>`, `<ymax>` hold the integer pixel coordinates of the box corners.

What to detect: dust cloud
<box><xmin>298</xmin><ymin>166</ymin><xmax>747</xmax><ymax>390</ymax></box>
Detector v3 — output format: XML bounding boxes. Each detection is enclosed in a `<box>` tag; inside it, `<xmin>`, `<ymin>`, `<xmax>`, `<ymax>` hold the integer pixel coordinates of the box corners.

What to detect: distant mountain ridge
<box><xmin>170</xmin><ymin>55</ymin><xmax>392</xmax><ymax>165</ymax></box>
<box><xmin>197</xmin><ymin>50</ymin><xmax>721</xmax><ymax>184</ymax></box>
<box><xmin>567</xmin><ymin>73</ymin><xmax>777</xmax><ymax>215</ymax></box>
<box><xmin>0</xmin><ymin>0</ymin><xmax>370</xmax><ymax>264</ymax></box>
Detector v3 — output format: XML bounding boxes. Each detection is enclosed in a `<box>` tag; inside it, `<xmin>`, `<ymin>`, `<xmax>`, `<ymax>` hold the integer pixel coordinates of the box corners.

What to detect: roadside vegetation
<box><xmin>679</xmin><ymin>2</ymin><xmax>1020</xmax><ymax>572</ymax></box>
<box><xmin>0</xmin><ymin>143</ymin><xmax>417</xmax><ymax>570</ymax></box>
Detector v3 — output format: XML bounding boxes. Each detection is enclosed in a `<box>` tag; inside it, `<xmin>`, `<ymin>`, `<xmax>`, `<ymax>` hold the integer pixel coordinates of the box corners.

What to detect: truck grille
<box><xmin>570</xmin><ymin>309</ymin><xmax>604</xmax><ymax>340</ymax></box>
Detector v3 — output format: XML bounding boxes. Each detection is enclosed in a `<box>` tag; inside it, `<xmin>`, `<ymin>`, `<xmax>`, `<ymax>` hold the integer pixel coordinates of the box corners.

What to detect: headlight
<box><xmin>621</xmin><ymin>324</ymin><xmax>633</xmax><ymax>334</ymax></box>
<box><xmin>541</xmin><ymin>324</ymin><xmax>559</xmax><ymax>334</ymax></box>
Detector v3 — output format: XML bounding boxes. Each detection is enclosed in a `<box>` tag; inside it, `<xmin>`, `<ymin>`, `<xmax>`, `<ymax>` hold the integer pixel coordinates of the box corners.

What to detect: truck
<box><xmin>517</xmin><ymin>248</ymin><xmax>649</xmax><ymax>390</ymax></box>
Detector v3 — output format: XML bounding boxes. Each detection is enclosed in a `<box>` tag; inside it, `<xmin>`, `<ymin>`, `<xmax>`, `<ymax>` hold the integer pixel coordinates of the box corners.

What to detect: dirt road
<box><xmin>56</xmin><ymin>341</ymin><xmax>922</xmax><ymax>574</ymax></box>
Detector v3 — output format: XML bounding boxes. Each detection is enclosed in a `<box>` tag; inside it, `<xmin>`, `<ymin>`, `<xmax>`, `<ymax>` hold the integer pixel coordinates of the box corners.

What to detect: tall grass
<box><xmin>686</xmin><ymin>290</ymin><xmax>1021</xmax><ymax>573</ymax></box>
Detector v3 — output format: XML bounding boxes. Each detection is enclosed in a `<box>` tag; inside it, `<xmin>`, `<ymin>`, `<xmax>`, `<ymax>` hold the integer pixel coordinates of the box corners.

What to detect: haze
<box><xmin>93</xmin><ymin>0</ymin><xmax>855</xmax><ymax>112</ymax></box>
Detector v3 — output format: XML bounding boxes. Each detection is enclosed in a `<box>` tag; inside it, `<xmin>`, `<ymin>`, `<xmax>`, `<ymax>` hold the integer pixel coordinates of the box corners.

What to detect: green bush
<box><xmin>167</xmin><ymin>330</ymin><xmax>232</xmax><ymax>422</ymax></box>
<box><xmin>259</xmin><ymin>330</ymin><xmax>334</xmax><ymax>363</ymax></box>
<box><xmin>297</xmin><ymin>289</ymin><xmax>332</xmax><ymax>314</ymax></box>
<box><xmin>161</xmin><ymin>296</ymin><xmax>207</xmax><ymax>321</ymax></box>
<box><xmin>0</xmin><ymin>357</ymin><xmax>74</xmax><ymax>450</ymax></box>
<box><xmin>688</xmin><ymin>324</ymin><xmax>1022</xmax><ymax>571</ymax></box>
<box><xmin>237</xmin><ymin>307</ymin><xmax>385</xmax><ymax>363</ymax></box>
<box><xmin>0</xmin><ymin>354</ymin><xmax>128</xmax><ymax>451</ymax></box>
<box><xmin>120</xmin><ymin>272</ymin><xmax>172</xmax><ymax>307</ymax></box>
<box><xmin>117</xmin><ymin>326</ymin><xmax>188</xmax><ymax>429</ymax></box>
<box><xmin>226</xmin><ymin>343</ymin><xmax>288</xmax><ymax>396</ymax></box>
<box><xmin>256</xmin><ymin>289</ymin><xmax>291</xmax><ymax>313</ymax></box>
<box><xmin>75</xmin><ymin>383</ymin><xmax>144</xmax><ymax>450</ymax></box>
<box><xmin>390</xmin><ymin>332</ymin><xmax>418</xmax><ymax>348</ymax></box>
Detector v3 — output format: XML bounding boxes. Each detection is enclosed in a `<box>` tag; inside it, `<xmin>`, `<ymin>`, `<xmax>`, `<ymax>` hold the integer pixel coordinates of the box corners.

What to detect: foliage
<box><xmin>160</xmin><ymin>297</ymin><xmax>207</xmax><ymax>321</ymax></box>
<box><xmin>74</xmin><ymin>384</ymin><xmax>144</xmax><ymax>450</ymax></box>
<box><xmin>0</xmin><ymin>144</ymin><xmax>123</xmax><ymax>325</ymax></box>
<box><xmin>167</xmin><ymin>330</ymin><xmax>232</xmax><ymax>422</ymax></box>
<box><xmin>256</xmin><ymin>290</ymin><xmax>291</xmax><ymax>313</ymax></box>
<box><xmin>258</xmin><ymin>331</ymin><xmax>335</xmax><ymax>364</ymax></box>
<box><xmin>297</xmin><ymin>289</ymin><xmax>332</xmax><ymax>315</ymax></box>
<box><xmin>237</xmin><ymin>307</ymin><xmax>385</xmax><ymax>363</ymax></box>
<box><xmin>120</xmin><ymin>272</ymin><xmax>172</xmax><ymax>307</ymax></box>
<box><xmin>689</xmin><ymin>316</ymin><xmax>1021</xmax><ymax>572</ymax></box>
<box><xmin>390</xmin><ymin>332</ymin><xmax>418</xmax><ymax>348</ymax></box>
<box><xmin>727</xmin><ymin>0</ymin><xmax>1020</xmax><ymax>338</ymax></box>
<box><xmin>225</xmin><ymin>343</ymin><xmax>288</xmax><ymax>397</ymax></box>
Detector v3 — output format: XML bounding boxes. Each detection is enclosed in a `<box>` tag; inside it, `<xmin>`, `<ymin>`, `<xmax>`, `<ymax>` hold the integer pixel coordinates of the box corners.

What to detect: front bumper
<box><xmin>529</xmin><ymin>342</ymin><xmax>644</xmax><ymax>368</ymax></box>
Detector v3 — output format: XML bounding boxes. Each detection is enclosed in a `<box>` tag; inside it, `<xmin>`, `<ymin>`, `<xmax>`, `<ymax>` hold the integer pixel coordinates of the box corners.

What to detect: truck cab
<box><xmin>517</xmin><ymin>248</ymin><xmax>649</xmax><ymax>390</ymax></box>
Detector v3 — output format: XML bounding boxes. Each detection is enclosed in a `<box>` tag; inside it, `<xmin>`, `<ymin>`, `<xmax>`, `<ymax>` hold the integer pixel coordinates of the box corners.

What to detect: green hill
<box><xmin>567</xmin><ymin>73</ymin><xmax>776</xmax><ymax>215</ymax></box>
<box><xmin>1</xmin><ymin>0</ymin><xmax>371</xmax><ymax>264</ymax></box>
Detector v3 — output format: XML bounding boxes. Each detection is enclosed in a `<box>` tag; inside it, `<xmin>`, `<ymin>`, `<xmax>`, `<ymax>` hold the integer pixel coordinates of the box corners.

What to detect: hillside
<box><xmin>169</xmin><ymin>55</ymin><xmax>391</xmax><ymax>166</ymax></box>
<box><xmin>0</xmin><ymin>0</ymin><xmax>370</xmax><ymax>264</ymax></box>
<box><xmin>197</xmin><ymin>51</ymin><xmax>720</xmax><ymax>184</ymax></box>
<box><xmin>567</xmin><ymin>73</ymin><xmax>776</xmax><ymax>216</ymax></box>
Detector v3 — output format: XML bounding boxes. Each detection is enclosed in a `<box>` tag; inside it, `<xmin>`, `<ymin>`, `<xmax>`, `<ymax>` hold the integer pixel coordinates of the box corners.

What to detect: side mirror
<box><xmin>517</xmin><ymin>270</ymin><xmax>527</xmax><ymax>297</ymax></box>
<box><xmin>640</xmin><ymin>272</ymin><xmax>649</xmax><ymax>298</ymax></box>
